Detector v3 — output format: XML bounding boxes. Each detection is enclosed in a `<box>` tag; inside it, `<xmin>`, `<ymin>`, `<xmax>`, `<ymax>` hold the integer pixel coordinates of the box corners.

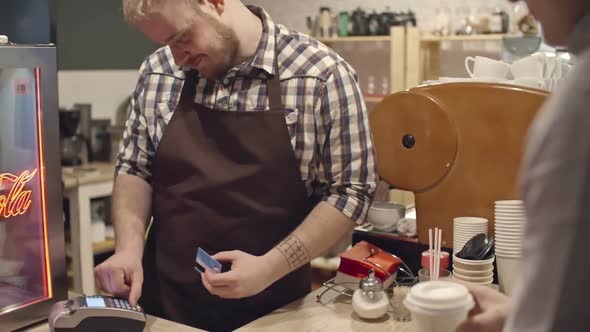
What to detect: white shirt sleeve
<box><xmin>504</xmin><ymin>48</ymin><xmax>590</xmax><ymax>332</ymax></box>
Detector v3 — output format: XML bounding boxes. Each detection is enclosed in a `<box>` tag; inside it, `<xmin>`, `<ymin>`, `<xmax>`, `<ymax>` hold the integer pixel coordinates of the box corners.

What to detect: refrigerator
<box><xmin>0</xmin><ymin>44</ymin><xmax>67</xmax><ymax>330</ymax></box>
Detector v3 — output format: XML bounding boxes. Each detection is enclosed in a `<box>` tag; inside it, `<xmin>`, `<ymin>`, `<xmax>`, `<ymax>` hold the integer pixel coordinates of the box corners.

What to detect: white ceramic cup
<box><xmin>510</xmin><ymin>56</ymin><xmax>545</xmax><ymax>79</ymax></box>
<box><xmin>404</xmin><ymin>281</ymin><xmax>474</xmax><ymax>332</ymax></box>
<box><xmin>465</xmin><ymin>56</ymin><xmax>510</xmax><ymax>79</ymax></box>
<box><xmin>367</xmin><ymin>201</ymin><xmax>405</xmax><ymax>232</ymax></box>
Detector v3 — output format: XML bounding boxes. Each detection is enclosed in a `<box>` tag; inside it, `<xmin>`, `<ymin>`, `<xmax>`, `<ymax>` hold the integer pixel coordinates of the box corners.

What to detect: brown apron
<box><xmin>140</xmin><ymin>54</ymin><xmax>313</xmax><ymax>331</ymax></box>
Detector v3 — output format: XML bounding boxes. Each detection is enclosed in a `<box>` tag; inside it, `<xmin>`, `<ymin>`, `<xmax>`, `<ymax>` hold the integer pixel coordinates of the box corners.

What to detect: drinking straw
<box><xmin>434</xmin><ymin>227</ymin><xmax>439</xmax><ymax>280</ymax></box>
<box><xmin>429</xmin><ymin>228</ymin><xmax>433</xmax><ymax>280</ymax></box>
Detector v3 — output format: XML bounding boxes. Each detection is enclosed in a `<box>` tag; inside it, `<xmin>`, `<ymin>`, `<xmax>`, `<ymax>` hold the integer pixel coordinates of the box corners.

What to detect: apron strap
<box><xmin>179</xmin><ymin>70</ymin><xmax>199</xmax><ymax>110</ymax></box>
<box><xmin>267</xmin><ymin>54</ymin><xmax>284</xmax><ymax>112</ymax></box>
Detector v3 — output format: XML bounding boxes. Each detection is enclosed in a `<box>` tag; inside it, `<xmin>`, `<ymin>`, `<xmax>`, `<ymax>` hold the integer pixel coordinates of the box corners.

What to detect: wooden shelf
<box><xmin>65</xmin><ymin>238</ymin><xmax>116</xmax><ymax>257</ymax></box>
<box><xmin>319</xmin><ymin>33</ymin><xmax>507</xmax><ymax>44</ymax></box>
<box><xmin>318</xmin><ymin>36</ymin><xmax>391</xmax><ymax>43</ymax></box>
<box><xmin>93</xmin><ymin>239</ymin><xmax>116</xmax><ymax>255</ymax></box>
<box><xmin>354</xmin><ymin>227</ymin><xmax>419</xmax><ymax>244</ymax></box>
<box><xmin>421</xmin><ymin>34</ymin><xmax>507</xmax><ymax>42</ymax></box>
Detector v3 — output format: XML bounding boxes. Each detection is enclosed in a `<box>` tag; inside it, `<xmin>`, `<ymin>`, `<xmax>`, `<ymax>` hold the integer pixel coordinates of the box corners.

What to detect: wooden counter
<box><xmin>25</xmin><ymin>288</ymin><xmax>414</xmax><ymax>332</ymax></box>
<box><xmin>238</xmin><ymin>288</ymin><xmax>415</xmax><ymax>331</ymax></box>
<box><xmin>24</xmin><ymin>314</ymin><xmax>205</xmax><ymax>332</ymax></box>
<box><xmin>62</xmin><ymin>162</ymin><xmax>115</xmax><ymax>190</ymax></box>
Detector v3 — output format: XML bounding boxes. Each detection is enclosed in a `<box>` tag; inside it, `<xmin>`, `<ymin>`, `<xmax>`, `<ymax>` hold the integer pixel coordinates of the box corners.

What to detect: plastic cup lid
<box><xmin>404</xmin><ymin>281</ymin><xmax>474</xmax><ymax>314</ymax></box>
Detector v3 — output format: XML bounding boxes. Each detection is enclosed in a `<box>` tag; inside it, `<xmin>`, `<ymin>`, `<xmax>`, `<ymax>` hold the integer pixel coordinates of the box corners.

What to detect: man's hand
<box><xmin>201</xmin><ymin>250</ymin><xmax>278</xmax><ymax>299</ymax></box>
<box><xmin>94</xmin><ymin>251</ymin><xmax>144</xmax><ymax>306</ymax></box>
<box><xmin>456</xmin><ymin>284</ymin><xmax>512</xmax><ymax>332</ymax></box>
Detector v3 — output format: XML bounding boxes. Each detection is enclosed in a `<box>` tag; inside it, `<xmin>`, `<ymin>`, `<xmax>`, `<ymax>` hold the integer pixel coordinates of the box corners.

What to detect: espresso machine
<box><xmin>59</xmin><ymin>105</ymin><xmax>93</xmax><ymax>166</ymax></box>
<box><xmin>354</xmin><ymin>82</ymin><xmax>548</xmax><ymax>272</ymax></box>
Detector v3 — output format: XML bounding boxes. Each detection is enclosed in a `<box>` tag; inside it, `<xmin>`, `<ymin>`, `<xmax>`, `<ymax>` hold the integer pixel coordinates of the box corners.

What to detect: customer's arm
<box><xmin>203</xmin><ymin>62</ymin><xmax>378</xmax><ymax>298</ymax></box>
<box><xmin>503</xmin><ymin>51</ymin><xmax>590</xmax><ymax>332</ymax></box>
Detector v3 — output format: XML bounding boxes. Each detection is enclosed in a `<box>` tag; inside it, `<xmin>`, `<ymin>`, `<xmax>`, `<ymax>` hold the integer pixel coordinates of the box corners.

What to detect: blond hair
<box><xmin>122</xmin><ymin>0</ymin><xmax>200</xmax><ymax>24</ymax></box>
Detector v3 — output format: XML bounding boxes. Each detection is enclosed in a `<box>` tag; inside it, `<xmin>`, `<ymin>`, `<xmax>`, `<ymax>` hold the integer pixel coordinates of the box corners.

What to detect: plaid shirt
<box><xmin>116</xmin><ymin>6</ymin><xmax>377</xmax><ymax>223</ymax></box>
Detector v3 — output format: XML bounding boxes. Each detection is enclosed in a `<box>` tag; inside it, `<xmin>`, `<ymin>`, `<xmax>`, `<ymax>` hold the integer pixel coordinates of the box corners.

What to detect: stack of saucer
<box><xmin>452</xmin><ymin>253</ymin><xmax>494</xmax><ymax>286</ymax></box>
<box><xmin>495</xmin><ymin>200</ymin><xmax>526</xmax><ymax>295</ymax></box>
<box><xmin>453</xmin><ymin>217</ymin><xmax>488</xmax><ymax>253</ymax></box>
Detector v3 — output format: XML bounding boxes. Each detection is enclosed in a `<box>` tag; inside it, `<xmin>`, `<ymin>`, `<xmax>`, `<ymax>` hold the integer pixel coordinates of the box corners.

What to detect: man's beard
<box><xmin>199</xmin><ymin>17</ymin><xmax>239</xmax><ymax>80</ymax></box>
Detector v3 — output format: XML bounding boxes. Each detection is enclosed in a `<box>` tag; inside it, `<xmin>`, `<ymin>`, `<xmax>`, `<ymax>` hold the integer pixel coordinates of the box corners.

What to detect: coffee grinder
<box><xmin>58</xmin><ymin>105</ymin><xmax>93</xmax><ymax>166</ymax></box>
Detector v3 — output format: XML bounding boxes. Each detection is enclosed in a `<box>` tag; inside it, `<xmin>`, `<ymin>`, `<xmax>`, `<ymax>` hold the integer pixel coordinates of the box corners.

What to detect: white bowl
<box><xmin>368</xmin><ymin>201</ymin><xmax>405</xmax><ymax>232</ymax></box>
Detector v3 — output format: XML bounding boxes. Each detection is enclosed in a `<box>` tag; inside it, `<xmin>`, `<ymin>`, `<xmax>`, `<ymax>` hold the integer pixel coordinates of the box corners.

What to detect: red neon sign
<box><xmin>0</xmin><ymin>169</ymin><xmax>37</xmax><ymax>220</ymax></box>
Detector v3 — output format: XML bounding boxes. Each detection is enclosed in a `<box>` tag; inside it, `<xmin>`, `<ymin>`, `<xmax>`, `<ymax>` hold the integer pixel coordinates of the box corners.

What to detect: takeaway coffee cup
<box><xmin>465</xmin><ymin>56</ymin><xmax>510</xmax><ymax>79</ymax></box>
<box><xmin>404</xmin><ymin>281</ymin><xmax>474</xmax><ymax>332</ymax></box>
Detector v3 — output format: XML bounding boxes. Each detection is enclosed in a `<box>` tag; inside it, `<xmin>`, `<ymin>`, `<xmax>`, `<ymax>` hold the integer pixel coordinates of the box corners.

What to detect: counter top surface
<box><xmin>24</xmin><ymin>313</ymin><xmax>205</xmax><ymax>332</ymax></box>
<box><xmin>24</xmin><ymin>288</ymin><xmax>414</xmax><ymax>332</ymax></box>
<box><xmin>61</xmin><ymin>162</ymin><xmax>115</xmax><ymax>190</ymax></box>
<box><xmin>237</xmin><ymin>287</ymin><xmax>415</xmax><ymax>331</ymax></box>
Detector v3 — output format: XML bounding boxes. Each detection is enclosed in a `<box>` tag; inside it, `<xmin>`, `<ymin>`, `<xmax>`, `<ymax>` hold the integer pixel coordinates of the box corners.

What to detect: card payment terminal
<box><xmin>49</xmin><ymin>295</ymin><xmax>146</xmax><ymax>332</ymax></box>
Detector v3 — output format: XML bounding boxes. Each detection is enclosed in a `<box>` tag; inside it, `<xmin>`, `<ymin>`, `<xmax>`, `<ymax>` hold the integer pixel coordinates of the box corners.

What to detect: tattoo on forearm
<box><xmin>276</xmin><ymin>234</ymin><xmax>310</xmax><ymax>271</ymax></box>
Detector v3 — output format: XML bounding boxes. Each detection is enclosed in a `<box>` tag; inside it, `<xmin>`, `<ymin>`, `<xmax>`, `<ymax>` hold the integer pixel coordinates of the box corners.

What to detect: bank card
<box><xmin>194</xmin><ymin>247</ymin><xmax>222</xmax><ymax>274</ymax></box>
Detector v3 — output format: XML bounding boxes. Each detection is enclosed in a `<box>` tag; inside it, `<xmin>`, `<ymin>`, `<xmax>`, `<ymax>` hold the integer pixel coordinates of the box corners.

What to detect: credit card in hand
<box><xmin>194</xmin><ymin>248</ymin><xmax>222</xmax><ymax>274</ymax></box>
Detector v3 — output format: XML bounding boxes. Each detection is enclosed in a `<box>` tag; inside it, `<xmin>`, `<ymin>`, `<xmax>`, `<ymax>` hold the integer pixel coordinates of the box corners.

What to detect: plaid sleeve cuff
<box><xmin>323</xmin><ymin>182</ymin><xmax>376</xmax><ymax>225</ymax></box>
<box><xmin>114</xmin><ymin>160</ymin><xmax>152</xmax><ymax>183</ymax></box>
<box><xmin>114</xmin><ymin>60</ymin><xmax>154</xmax><ymax>183</ymax></box>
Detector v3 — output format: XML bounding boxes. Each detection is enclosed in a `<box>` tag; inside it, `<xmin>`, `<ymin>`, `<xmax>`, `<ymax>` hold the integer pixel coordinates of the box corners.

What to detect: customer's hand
<box><xmin>456</xmin><ymin>284</ymin><xmax>512</xmax><ymax>332</ymax></box>
<box><xmin>94</xmin><ymin>251</ymin><xmax>144</xmax><ymax>306</ymax></box>
<box><xmin>201</xmin><ymin>250</ymin><xmax>276</xmax><ymax>299</ymax></box>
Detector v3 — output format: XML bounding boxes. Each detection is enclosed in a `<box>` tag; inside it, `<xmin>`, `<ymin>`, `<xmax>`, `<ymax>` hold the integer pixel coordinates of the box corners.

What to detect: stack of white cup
<box><xmin>453</xmin><ymin>217</ymin><xmax>488</xmax><ymax>253</ymax></box>
<box><xmin>404</xmin><ymin>281</ymin><xmax>474</xmax><ymax>332</ymax></box>
<box><xmin>452</xmin><ymin>253</ymin><xmax>495</xmax><ymax>286</ymax></box>
<box><xmin>495</xmin><ymin>200</ymin><xmax>526</xmax><ymax>295</ymax></box>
